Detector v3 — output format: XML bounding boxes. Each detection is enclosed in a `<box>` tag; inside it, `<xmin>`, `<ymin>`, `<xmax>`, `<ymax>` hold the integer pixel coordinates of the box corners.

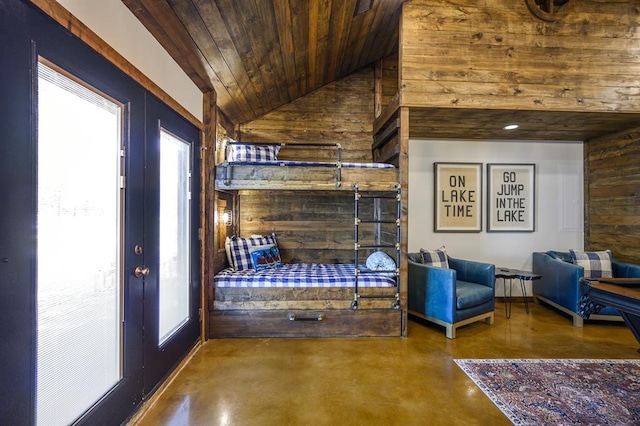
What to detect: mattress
<box><xmin>227</xmin><ymin>160</ymin><xmax>395</xmax><ymax>169</ymax></box>
<box><xmin>214</xmin><ymin>263</ymin><xmax>396</xmax><ymax>288</ymax></box>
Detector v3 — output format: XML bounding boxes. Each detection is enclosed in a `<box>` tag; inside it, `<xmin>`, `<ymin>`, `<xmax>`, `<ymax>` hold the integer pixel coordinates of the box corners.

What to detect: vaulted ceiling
<box><xmin>122</xmin><ymin>0</ymin><xmax>404</xmax><ymax>126</ymax></box>
<box><xmin>120</xmin><ymin>0</ymin><xmax>640</xmax><ymax>142</ymax></box>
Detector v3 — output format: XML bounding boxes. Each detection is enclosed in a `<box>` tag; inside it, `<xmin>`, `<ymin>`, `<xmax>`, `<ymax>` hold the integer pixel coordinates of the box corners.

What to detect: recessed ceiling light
<box><xmin>503</xmin><ymin>124</ymin><xmax>519</xmax><ymax>130</ymax></box>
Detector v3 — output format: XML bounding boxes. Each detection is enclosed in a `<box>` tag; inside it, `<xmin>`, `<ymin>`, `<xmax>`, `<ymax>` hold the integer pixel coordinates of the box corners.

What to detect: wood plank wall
<box><xmin>380</xmin><ymin>54</ymin><xmax>399</xmax><ymax>110</ymax></box>
<box><xmin>238</xmin><ymin>67</ymin><xmax>375</xmax><ymax>162</ymax></box>
<box><xmin>237</xmin><ymin>190</ymin><xmax>397</xmax><ymax>264</ymax></box>
<box><xmin>585</xmin><ymin>127</ymin><xmax>640</xmax><ymax>264</ymax></box>
<box><xmin>400</xmin><ymin>0</ymin><xmax>640</xmax><ymax>114</ymax></box>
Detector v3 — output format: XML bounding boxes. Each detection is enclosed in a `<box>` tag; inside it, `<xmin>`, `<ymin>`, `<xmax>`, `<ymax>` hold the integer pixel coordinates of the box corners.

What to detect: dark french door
<box><xmin>142</xmin><ymin>95</ymin><xmax>201</xmax><ymax>396</ymax></box>
<box><xmin>0</xmin><ymin>1</ymin><xmax>200</xmax><ymax>424</ymax></box>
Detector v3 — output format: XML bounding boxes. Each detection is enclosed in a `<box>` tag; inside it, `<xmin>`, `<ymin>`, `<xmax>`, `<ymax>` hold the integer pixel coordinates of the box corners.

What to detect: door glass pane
<box><xmin>158</xmin><ymin>129</ymin><xmax>191</xmax><ymax>345</ymax></box>
<box><xmin>37</xmin><ymin>61</ymin><xmax>123</xmax><ymax>425</ymax></box>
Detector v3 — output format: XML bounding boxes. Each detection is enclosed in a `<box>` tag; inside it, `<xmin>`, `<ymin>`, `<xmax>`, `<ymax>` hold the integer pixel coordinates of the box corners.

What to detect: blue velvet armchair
<box><xmin>532</xmin><ymin>251</ymin><xmax>640</xmax><ymax>326</ymax></box>
<box><xmin>407</xmin><ymin>253</ymin><xmax>496</xmax><ymax>339</ymax></box>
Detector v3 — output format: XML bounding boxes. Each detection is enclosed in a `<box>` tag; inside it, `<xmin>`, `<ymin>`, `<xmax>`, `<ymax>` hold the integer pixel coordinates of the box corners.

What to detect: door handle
<box><xmin>134</xmin><ymin>266</ymin><xmax>150</xmax><ymax>278</ymax></box>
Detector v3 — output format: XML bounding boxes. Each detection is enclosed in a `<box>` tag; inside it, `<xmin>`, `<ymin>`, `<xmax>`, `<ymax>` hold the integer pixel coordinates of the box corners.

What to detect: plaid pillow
<box><xmin>229</xmin><ymin>233</ymin><xmax>277</xmax><ymax>271</ymax></box>
<box><xmin>569</xmin><ymin>249</ymin><xmax>613</xmax><ymax>279</ymax></box>
<box><xmin>229</xmin><ymin>144</ymin><xmax>280</xmax><ymax>162</ymax></box>
<box><xmin>420</xmin><ymin>246</ymin><xmax>449</xmax><ymax>269</ymax></box>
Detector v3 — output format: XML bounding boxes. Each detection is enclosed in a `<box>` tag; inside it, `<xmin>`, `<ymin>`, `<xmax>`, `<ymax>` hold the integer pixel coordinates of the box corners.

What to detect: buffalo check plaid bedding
<box><xmin>214</xmin><ymin>263</ymin><xmax>396</xmax><ymax>288</ymax></box>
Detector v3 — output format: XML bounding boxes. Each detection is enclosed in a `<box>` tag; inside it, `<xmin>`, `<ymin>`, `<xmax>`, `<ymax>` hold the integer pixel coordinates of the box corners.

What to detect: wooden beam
<box><xmin>399</xmin><ymin>106</ymin><xmax>409</xmax><ymax>338</ymax></box>
<box><xmin>374</xmin><ymin>59</ymin><xmax>383</xmax><ymax>119</ymax></box>
<box><xmin>202</xmin><ymin>90</ymin><xmax>218</xmax><ymax>341</ymax></box>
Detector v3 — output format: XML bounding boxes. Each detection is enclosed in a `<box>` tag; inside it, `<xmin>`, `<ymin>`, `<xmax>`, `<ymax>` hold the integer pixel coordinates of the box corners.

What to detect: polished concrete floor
<box><xmin>131</xmin><ymin>301</ymin><xmax>640</xmax><ymax>426</ymax></box>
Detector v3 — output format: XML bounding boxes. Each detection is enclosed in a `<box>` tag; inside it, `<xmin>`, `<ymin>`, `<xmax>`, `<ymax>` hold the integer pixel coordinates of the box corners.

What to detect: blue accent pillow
<box><xmin>249</xmin><ymin>244</ymin><xmax>282</xmax><ymax>271</ymax></box>
<box><xmin>569</xmin><ymin>249</ymin><xmax>613</xmax><ymax>279</ymax></box>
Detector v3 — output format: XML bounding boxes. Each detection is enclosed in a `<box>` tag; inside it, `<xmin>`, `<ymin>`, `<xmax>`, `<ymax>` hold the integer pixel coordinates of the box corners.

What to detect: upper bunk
<box><xmin>215</xmin><ymin>141</ymin><xmax>399</xmax><ymax>192</ymax></box>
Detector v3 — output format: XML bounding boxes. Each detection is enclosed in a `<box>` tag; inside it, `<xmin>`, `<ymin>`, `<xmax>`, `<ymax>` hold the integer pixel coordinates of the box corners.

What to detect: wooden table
<box><xmin>495</xmin><ymin>268</ymin><xmax>541</xmax><ymax>318</ymax></box>
<box><xmin>589</xmin><ymin>279</ymin><xmax>640</xmax><ymax>352</ymax></box>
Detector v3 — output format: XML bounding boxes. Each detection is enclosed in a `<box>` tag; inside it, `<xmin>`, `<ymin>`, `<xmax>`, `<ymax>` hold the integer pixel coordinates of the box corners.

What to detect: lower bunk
<box><xmin>209</xmin><ymin>263</ymin><xmax>402</xmax><ymax>338</ymax></box>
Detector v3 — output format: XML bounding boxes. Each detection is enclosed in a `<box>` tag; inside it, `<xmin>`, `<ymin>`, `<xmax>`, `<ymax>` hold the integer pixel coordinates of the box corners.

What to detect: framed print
<box><xmin>487</xmin><ymin>163</ymin><xmax>535</xmax><ymax>232</ymax></box>
<box><xmin>434</xmin><ymin>162</ymin><xmax>482</xmax><ymax>232</ymax></box>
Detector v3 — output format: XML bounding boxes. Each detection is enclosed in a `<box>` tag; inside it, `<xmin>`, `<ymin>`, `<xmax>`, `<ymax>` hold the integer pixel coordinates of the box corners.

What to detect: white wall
<box><xmin>57</xmin><ymin>0</ymin><xmax>202</xmax><ymax>122</ymax></box>
<box><xmin>409</xmin><ymin>139</ymin><xmax>584</xmax><ymax>296</ymax></box>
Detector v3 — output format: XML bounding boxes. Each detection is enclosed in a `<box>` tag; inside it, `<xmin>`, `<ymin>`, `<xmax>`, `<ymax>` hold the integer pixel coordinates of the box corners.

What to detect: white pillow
<box><xmin>225</xmin><ymin>237</ymin><xmax>234</xmax><ymax>269</ymax></box>
<box><xmin>366</xmin><ymin>251</ymin><xmax>396</xmax><ymax>272</ymax></box>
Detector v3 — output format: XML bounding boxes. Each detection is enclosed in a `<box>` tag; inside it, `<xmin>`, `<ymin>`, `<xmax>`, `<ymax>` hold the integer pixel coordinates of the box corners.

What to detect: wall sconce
<box><xmin>221</xmin><ymin>209</ymin><xmax>233</xmax><ymax>226</ymax></box>
<box><xmin>217</xmin><ymin>136</ymin><xmax>228</xmax><ymax>149</ymax></box>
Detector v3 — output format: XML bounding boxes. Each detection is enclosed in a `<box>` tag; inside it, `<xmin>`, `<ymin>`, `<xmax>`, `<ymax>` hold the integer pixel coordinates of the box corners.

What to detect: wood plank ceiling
<box><xmin>122</xmin><ymin>0</ymin><xmax>404</xmax><ymax>126</ymax></box>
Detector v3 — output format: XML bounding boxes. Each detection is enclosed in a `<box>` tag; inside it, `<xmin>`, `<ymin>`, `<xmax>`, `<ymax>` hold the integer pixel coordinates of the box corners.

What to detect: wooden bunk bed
<box><xmin>209</xmin><ymin>142</ymin><xmax>403</xmax><ymax>338</ymax></box>
<box><xmin>215</xmin><ymin>142</ymin><xmax>399</xmax><ymax>192</ymax></box>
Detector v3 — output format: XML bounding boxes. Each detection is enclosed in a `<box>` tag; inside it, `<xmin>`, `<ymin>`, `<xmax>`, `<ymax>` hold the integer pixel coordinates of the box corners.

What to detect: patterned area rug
<box><xmin>455</xmin><ymin>359</ymin><xmax>640</xmax><ymax>425</ymax></box>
